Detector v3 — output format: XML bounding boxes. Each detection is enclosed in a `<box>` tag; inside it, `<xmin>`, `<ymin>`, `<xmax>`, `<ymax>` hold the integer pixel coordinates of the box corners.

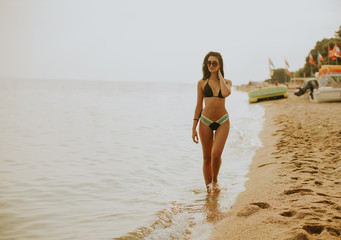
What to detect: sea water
<box><xmin>0</xmin><ymin>79</ymin><xmax>264</xmax><ymax>240</ymax></box>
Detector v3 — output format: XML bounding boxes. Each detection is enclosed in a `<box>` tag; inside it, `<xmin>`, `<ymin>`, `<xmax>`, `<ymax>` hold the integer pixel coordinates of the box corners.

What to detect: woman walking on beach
<box><xmin>192</xmin><ymin>51</ymin><xmax>232</xmax><ymax>193</ymax></box>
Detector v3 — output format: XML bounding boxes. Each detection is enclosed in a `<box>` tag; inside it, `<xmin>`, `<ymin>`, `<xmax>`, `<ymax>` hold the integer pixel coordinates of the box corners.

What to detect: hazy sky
<box><xmin>0</xmin><ymin>0</ymin><xmax>340</xmax><ymax>85</ymax></box>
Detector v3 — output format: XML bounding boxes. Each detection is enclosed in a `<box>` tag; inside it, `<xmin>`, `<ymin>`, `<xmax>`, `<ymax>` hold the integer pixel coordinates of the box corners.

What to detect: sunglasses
<box><xmin>207</xmin><ymin>61</ymin><xmax>218</xmax><ymax>67</ymax></box>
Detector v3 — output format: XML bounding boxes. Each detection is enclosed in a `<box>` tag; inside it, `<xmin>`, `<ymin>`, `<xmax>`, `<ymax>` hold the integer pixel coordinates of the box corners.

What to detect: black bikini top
<box><xmin>203</xmin><ymin>79</ymin><xmax>224</xmax><ymax>98</ymax></box>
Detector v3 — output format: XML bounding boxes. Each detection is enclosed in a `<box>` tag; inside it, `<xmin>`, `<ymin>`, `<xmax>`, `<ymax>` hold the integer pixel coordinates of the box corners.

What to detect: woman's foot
<box><xmin>206</xmin><ymin>183</ymin><xmax>213</xmax><ymax>193</ymax></box>
<box><xmin>207</xmin><ymin>182</ymin><xmax>221</xmax><ymax>194</ymax></box>
<box><xmin>212</xmin><ymin>182</ymin><xmax>221</xmax><ymax>194</ymax></box>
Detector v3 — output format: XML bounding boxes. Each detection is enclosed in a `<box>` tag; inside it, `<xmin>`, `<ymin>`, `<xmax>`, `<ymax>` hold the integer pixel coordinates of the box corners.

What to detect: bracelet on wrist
<box><xmin>193</xmin><ymin>118</ymin><xmax>198</xmax><ymax>121</ymax></box>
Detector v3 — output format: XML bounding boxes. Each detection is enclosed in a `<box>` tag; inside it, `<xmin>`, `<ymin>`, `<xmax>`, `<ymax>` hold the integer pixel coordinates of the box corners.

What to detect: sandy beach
<box><xmin>210</xmin><ymin>93</ymin><xmax>341</xmax><ymax>240</ymax></box>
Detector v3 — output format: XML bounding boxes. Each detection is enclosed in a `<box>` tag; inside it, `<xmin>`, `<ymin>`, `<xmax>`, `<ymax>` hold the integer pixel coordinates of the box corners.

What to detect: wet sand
<box><xmin>210</xmin><ymin>93</ymin><xmax>341</xmax><ymax>240</ymax></box>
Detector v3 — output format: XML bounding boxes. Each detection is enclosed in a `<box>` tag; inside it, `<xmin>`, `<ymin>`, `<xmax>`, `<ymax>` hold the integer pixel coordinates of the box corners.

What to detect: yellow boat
<box><xmin>248</xmin><ymin>86</ymin><xmax>288</xmax><ymax>103</ymax></box>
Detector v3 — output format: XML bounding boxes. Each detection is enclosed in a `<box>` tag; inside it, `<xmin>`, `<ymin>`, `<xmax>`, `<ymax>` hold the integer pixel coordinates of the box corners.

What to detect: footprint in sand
<box><xmin>236</xmin><ymin>202</ymin><xmax>270</xmax><ymax>217</ymax></box>
<box><xmin>237</xmin><ymin>205</ymin><xmax>260</xmax><ymax>217</ymax></box>
<box><xmin>250</xmin><ymin>202</ymin><xmax>270</xmax><ymax>209</ymax></box>
<box><xmin>302</xmin><ymin>224</ymin><xmax>324</xmax><ymax>234</ymax></box>
<box><xmin>279</xmin><ymin>210</ymin><xmax>296</xmax><ymax>217</ymax></box>
<box><xmin>284</xmin><ymin>189</ymin><xmax>313</xmax><ymax>195</ymax></box>
<box><xmin>302</xmin><ymin>225</ymin><xmax>340</xmax><ymax>236</ymax></box>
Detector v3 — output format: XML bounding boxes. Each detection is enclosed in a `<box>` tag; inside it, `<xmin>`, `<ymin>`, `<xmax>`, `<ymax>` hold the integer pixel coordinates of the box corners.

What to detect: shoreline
<box><xmin>210</xmin><ymin>93</ymin><xmax>341</xmax><ymax>240</ymax></box>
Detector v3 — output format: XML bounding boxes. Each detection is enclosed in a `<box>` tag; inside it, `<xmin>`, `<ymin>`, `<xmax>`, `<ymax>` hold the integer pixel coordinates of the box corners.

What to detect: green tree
<box><xmin>271</xmin><ymin>68</ymin><xmax>289</xmax><ymax>83</ymax></box>
<box><xmin>296</xmin><ymin>38</ymin><xmax>341</xmax><ymax>77</ymax></box>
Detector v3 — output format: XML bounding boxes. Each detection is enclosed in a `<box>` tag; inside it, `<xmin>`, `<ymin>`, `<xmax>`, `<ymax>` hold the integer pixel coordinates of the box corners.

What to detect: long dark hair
<box><xmin>202</xmin><ymin>51</ymin><xmax>224</xmax><ymax>80</ymax></box>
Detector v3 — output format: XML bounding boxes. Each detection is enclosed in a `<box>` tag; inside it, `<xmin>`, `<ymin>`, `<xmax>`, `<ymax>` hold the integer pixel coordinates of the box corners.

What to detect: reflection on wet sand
<box><xmin>203</xmin><ymin>193</ymin><xmax>228</xmax><ymax>223</ymax></box>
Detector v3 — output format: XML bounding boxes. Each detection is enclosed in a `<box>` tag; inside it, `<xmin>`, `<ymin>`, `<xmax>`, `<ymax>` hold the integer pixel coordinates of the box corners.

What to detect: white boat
<box><xmin>309</xmin><ymin>65</ymin><xmax>341</xmax><ymax>103</ymax></box>
<box><xmin>310</xmin><ymin>87</ymin><xmax>341</xmax><ymax>103</ymax></box>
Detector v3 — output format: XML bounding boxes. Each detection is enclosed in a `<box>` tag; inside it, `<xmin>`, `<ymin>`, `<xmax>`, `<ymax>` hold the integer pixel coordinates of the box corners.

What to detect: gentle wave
<box><xmin>116</xmin><ymin>191</ymin><xmax>230</xmax><ymax>240</ymax></box>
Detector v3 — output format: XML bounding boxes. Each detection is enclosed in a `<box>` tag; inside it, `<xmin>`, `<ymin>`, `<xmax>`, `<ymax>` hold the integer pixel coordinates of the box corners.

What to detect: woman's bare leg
<box><xmin>199</xmin><ymin>121</ymin><xmax>214</xmax><ymax>191</ymax></box>
<box><xmin>211</xmin><ymin>120</ymin><xmax>230</xmax><ymax>191</ymax></box>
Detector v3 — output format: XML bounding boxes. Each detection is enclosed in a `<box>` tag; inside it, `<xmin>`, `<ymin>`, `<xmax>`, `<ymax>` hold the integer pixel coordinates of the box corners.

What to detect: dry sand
<box><xmin>210</xmin><ymin>93</ymin><xmax>341</xmax><ymax>240</ymax></box>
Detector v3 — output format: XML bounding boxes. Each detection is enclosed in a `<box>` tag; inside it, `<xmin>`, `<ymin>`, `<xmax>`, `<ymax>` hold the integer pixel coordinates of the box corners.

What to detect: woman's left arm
<box><xmin>218</xmin><ymin>70</ymin><xmax>232</xmax><ymax>97</ymax></box>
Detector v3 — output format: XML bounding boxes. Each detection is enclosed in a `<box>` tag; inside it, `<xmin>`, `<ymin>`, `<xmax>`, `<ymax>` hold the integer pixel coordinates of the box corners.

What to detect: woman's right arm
<box><xmin>192</xmin><ymin>80</ymin><xmax>203</xmax><ymax>144</ymax></box>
